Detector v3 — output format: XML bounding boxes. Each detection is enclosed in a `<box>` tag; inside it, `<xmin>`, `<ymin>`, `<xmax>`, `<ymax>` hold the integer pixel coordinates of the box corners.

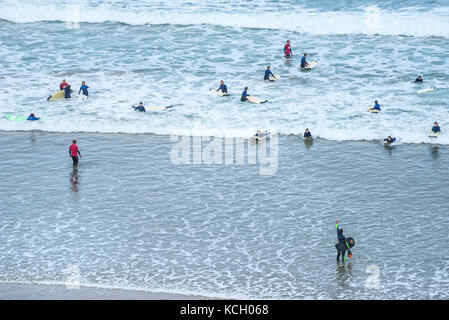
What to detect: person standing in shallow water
<box><xmin>69</xmin><ymin>140</ymin><xmax>82</xmax><ymax>167</ymax></box>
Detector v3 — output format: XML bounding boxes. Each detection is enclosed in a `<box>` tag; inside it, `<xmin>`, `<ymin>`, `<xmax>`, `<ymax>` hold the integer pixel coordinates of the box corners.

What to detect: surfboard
<box><xmin>246</xmin><ymin>96</ymin><xmax>267</xmax><ymax>104</ymax></box>
<box><xmin>335</xmin><ymin>237</ymin><xmax>355</xmax><ymax>252</ymax></box>
<box><xmin>417</xmin><ymin>87</ymin><xmax>436</xmax><ymax>94</ymax></box>
<box><xmin>5</xmin><ymin>115</ymin><xmax>27</xmax><ymax>121</ymax></box>
<box><xmin>429</xmin><ymin>132</ymin><xmax>440</xmax><ymax>138</ymax></box>
<box><xmin>77</xmin><ymin>94</ymin><xmax>88</xmax><ymax>100</ymax></box>
<box><xmin>303</xmin><ymin>136</ymin><xmax>313</xmax><ymax>141</ymax></box>
<box><xmin>268</xmin><ymin>74</ymin><xmax>281</xmax><ymax>81</ymax></box>
<box><xmin>210</xmin><ymin>89</ymin><xmax>230</xmax><ymax>97</ymax></box>
<box><xmin>368</xmin><ymin>107</ymin><xmax>380</xmax><ymax>113</ymax></box>
<box><xmin>47</xmin><ymin>90</ymin><xmax>65</xmax><ymax>101</ymax></box>
<box><xmin>253</xmin><ymin>131</ymin><xmax>270</xmax><ymax>140</ymax></box>
<box><xmin>5</xmin><ymin>115</ymin><xmax>42</xmax><ymax>122</ymax></box>
<box><xmin>300</xmin><ymin>61</ymin><xmax>317</xmax><ymax>70</ymax></box>
<box><xmin>146</xmin><ymin>105</ymin><xmax>173</xmax><ymax>111</ymax></box>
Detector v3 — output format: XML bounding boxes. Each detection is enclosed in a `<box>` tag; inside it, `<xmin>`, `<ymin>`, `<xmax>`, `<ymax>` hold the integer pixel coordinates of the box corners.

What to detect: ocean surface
<box><xmin>0</xmin><ymin>0</ymin><xmax>448</xmax><ymax>299</ymax></box>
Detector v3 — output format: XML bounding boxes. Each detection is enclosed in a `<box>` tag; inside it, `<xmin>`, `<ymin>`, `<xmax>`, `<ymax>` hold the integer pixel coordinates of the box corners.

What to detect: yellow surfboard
<box><xmin>47</xmin><ymin>90</ymin><xmax>65</xmax><ymax>101</ymax></box>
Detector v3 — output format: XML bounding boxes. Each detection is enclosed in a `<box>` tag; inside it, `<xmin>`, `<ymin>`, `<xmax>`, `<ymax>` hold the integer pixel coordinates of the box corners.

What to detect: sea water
<box><xmin>0</xmin><ymin>0</ymin><xmax>448</xmax><ymax>299</ymax></box>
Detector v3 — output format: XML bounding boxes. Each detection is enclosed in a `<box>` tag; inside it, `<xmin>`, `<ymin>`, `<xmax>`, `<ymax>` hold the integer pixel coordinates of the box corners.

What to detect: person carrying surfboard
<box><xmin>431</xmin><ymin>122</ymin><xmax>441</xmax><ymax>134</ymax></box>
<box><xmin>78</xmin><ymin>81</ymin><xmax>89</xmax><ymax>97</ymax></box>
<box><xmin>284</xmin><ymin>40</ymin><xmax>292</xmax><ymax>58</ymax></box>
<box><xmin>69</xmin><ymin>140</ymin><xmax>82</xmax><ymax>167</ymax></box>
<box><xmin>241</xmin><ymin>87</ymin><xmax>249</xmax><ymax>102</ymax></box>
<box><xmin>60</xmin><ymin>79</ymin><xmax>69</xmax><ymax>91</ymax></box>
<box><xmin>335</xmin><ymin>220</ymin><xmax>353</xmax><ymax>262</ymax></box>
<box><xmin>217</xmin><ymin>80</ymin><xmax>228</xmax><ymax>93</ymax></box>
<box><xmin>264</xmin><ymin>66</ymin><xmax>275</xmax><ymax>80</ymax></box>
<box><xmin>300</xmin><ymin>53</ymin><xmax>309</xmax><ymax>68</ymax></box>
<box><xmin>133</xmin><ymin>102</ymin><xmax>146</xmax><ymax>112</ymax></box>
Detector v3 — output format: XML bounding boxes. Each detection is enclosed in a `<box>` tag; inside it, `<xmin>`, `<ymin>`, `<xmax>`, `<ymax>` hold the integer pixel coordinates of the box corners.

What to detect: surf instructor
<box><xmin>284</xmin><ymin>40</ymin><xmax>292</xmax><ymax>58</ymax></box>
<box><xmin>69</xmin><ymin>140</ymin><xmax>82</xmax><ymax>167</ymax></box>
<box><xmin>60</xmin><ymin>79</ymin><xmax>69</xmax><ymax>91</ymax></box>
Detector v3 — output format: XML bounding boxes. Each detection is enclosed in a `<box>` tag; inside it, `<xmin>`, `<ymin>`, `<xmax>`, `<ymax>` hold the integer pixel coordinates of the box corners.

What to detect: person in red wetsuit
<box><xmin>284</xmin><ymin>40</ymin><xmax>292</xmax><ymax>58</ymax></box>
<box><xmin>60</xmin><ymin>79</ymin><xmax>70</xmax><ymax>91</ymax></box>
<box><xmin>69</xmin><ymin>140</ymin><xmax>82</xmax><ymax>167</ymax></box>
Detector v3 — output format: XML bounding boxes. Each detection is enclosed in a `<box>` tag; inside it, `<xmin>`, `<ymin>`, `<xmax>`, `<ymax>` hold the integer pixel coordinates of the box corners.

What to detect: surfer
<box><xmin>241</xmin><ymin>87</ymin><xmax>249</xmax><ymax>102</ymax></box>
<box><xmin>264</xmin><ymin>66</ymin><xmax>275</xmax><ymax>80</ymax></box>
<box><xmin>304</xmin><ymin>128</ymin><xmax>312</xmax><ymax>139</ymax></box>
<box><xmin>414</xmin><ymin>75</ymin><xmax>423</xmax><ymax>83</ymax></box>
<box><xmin>369</xmin><ymin>100</ymin><xmax>381</xmax><ymax>111</ymax></box>
<box><xmin>133</xmin><ymin>102</ymin><xmax>146</xmax><ymax>112</ymax></box>
<box><xmin>384</xmin><ymin>136</ymin><xmax>396</xmax><ymax>144</ymax></box>
<box><xmin>60</xmin><ymin>79</ymin><xmax>69</xmax><ymax>90</ymax></box>
<box><xmin>335</xmin><ymin>220</ymin><xmax>352</xmax><ymax>262</ymax></box>
<box><xmin>431</xmin><ymin>122</ymin><xmax>441</xmax><ymax>134</ymax></box>
<box><xmin>64</xmin><ymin>85</ymin><xmax>72</xmax><ymax>99</ymax></box>
<box><xmin>300</xmin><ymin>53</ymin><xmax>309</xmax><ymax>68</ymax></box>
<box><xmin>27</xmin><ymin>113</ymin><xmax>40</xmax><ymax>121</ymax></box>
<box><xmin>69</xmin><ymin>140</ymin><xmax>82</xmax><ymax>167</ymax></box>
<box><xmin>78</xmin><ymin>81</ymin><xmax>89</xmax><ymax>96</ymax></box>
<box><xmin>217</xmin><ymin>80</ymin><xmax>228</xmax><ymax>93</ymax></box>
<box><xmin>284</xmin><ymin>40</ymin><xmax>292</xmax><ymax>58</ymax></box>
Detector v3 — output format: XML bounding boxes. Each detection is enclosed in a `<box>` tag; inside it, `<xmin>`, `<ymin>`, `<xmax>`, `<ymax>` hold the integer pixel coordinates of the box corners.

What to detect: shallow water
<box><xmin>0</xmin><ymin>132</ymin><xmax>448</xmax><ymax>299</ymax></box>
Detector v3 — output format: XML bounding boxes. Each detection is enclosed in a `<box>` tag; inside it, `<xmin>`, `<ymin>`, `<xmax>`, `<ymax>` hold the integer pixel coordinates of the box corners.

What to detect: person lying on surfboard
<box><xmin>384</xmin><ymin>136</ymin><xmax>396</xmax><ymax>144</ymax></box>
<box><xmin>217</xmin><ymin>80</ymin><xmax>227</xmax><ymax>93</ymax></box>
<box><xmin>27</xmin><ymin>113</ymin><xmax>40</xmax><ymax>121</ymax></box>
<box><xmin>369</xmin><ymin>100</ymin><xmax>381</xmax><ymax>111</ymax></box>
<box><xmin>431</xmin><ymin>122</ymin><xmax>440</xmax><ymax>134</ymax></box>
<box><xmin>133</xmin><ymin>102</ymin><xmax>146</xmax><ymax>112</ymax></box>
<box><xmin>264</xmin><ymin>66</ymin><xmax>275</xmax><ymax>80</ymax></box>
<box><xmin>284</xmin><ymin>40</ymin><xmax>292</xmax><ymax>58</ymax></box>
<box><xmin>414</xmin><ymin>75</ymin><xmax>423</xmax><ymax>83</ymax></box>
<box><xmin>300</xmin><ymin>53</ymin><xmax>309</xmax><ymax>68</ymax></box>
<box><xmin>241</xmin><ymin>87</ymin><xmax>249</xmax><ymax>102</ymax></box>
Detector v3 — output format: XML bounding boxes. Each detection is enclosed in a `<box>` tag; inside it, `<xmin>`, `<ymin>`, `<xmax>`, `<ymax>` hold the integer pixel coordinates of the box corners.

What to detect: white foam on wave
<box><xmin>1</xmin><ymin>2</ymin><xmax>449</xmax><ymax>37</ymax></box>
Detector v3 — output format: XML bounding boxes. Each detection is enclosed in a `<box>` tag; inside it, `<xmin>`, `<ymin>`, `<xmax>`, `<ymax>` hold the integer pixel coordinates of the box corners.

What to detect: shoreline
<box><xmin>0</xmin><ymin>283</ymin><xmax>212</xmax><ymax>300</ymax></box>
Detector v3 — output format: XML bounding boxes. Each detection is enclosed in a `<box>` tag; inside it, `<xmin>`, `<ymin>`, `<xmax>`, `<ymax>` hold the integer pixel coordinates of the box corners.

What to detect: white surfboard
<box><xmin>300</xmin><ymin>61</ymin><xmax>317</xmax><ymax>70</ymax></box>
<box><xmin>146</xmin><ymin>105</ymin><xmax>172</xmax><ymax>111</ymax></box>
<box><xmin>246</xmin><ymin>96</ymin><xmax>267</xmax><ymax>104</ymax></box>
<box><xmin>253</xmin><ymin>131</ymin><xmax>270</xmax><ymax>140</ymax></box>
<box><xmin>77</xmin><ymin>94</ymin><xmax>88</xmax><ymax>100</ymax></box>
<box><xmin>368</xmin><ymin>107</ymin><xmax>380</xmax><ymax>113</ymax></box>
<box><xmin>209</xmin><ymin>89</ymin><xmax>230</xmax><ymax>96</ymax></box>
<box><xmin>417</xmin><ymin>87</ymin><xmax>436</xmax><ymax>94</ymax></box>
<box><xmin>268</xmin><ymin>74</ymin><xmax>281</xmax><ymax>81</ymax></box>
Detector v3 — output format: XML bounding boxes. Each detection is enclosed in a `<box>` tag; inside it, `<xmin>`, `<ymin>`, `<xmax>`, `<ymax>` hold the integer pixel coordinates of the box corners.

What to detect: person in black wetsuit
<box><xmin>335</xmin><ymin>220</ymin><xmax>352</xmax><ymax>262</ymax></box>
<box><xmin>64</xmin><ymin>85</ymin><xmax>72</xmax><ymax>99</ymax></box>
